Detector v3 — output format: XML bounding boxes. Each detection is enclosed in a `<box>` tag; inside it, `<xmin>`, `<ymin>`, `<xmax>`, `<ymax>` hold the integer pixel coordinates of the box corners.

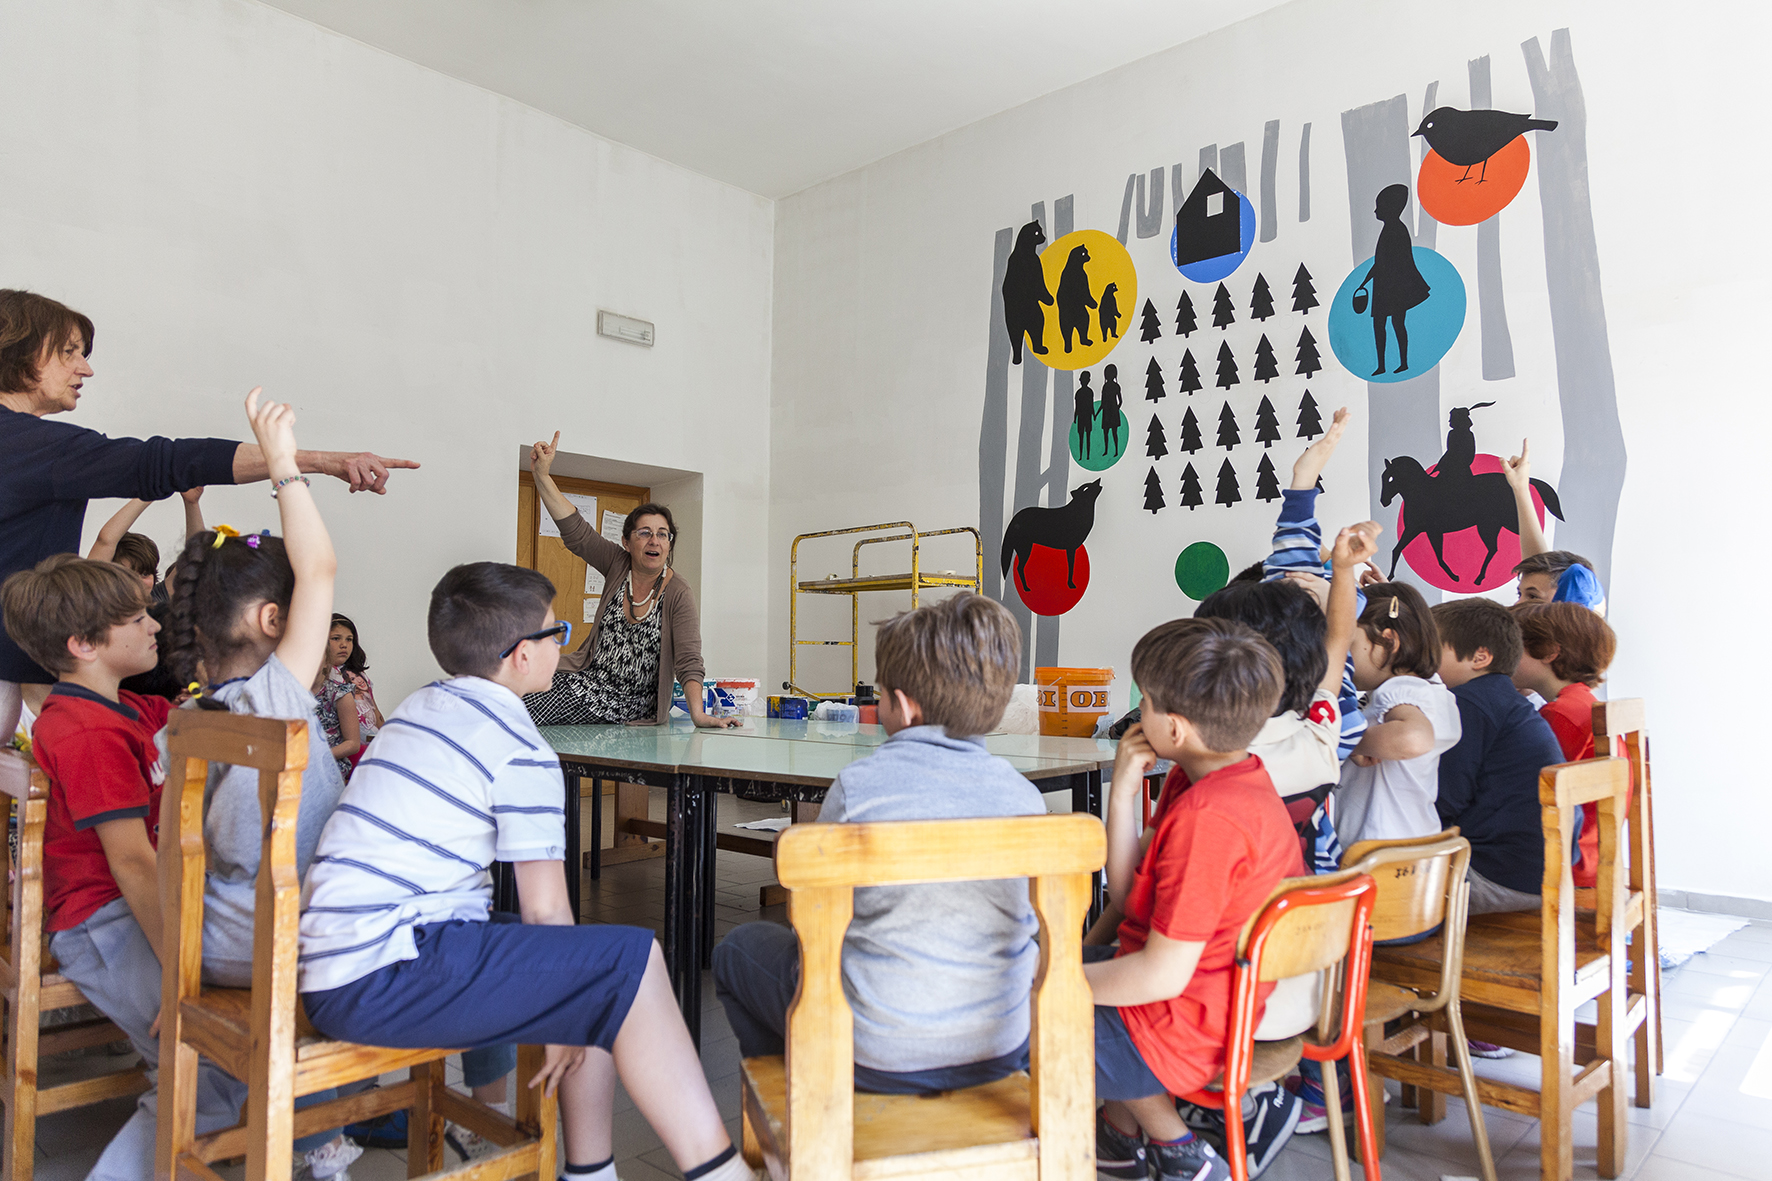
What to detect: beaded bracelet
<box><xmin>271</xmin><ymin>474</ymin><xmax>310</xmax><ymax>498</ymax></box>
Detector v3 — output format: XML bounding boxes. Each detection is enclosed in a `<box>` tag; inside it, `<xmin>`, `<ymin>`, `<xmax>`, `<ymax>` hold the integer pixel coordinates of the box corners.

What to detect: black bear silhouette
<box><xmin>1056</xmin><ymin>245</ymin><xmax>1097</xmax><ymax>353</ymax></box>
<box><xmin>1002</xmin><ymin>221</ymin><xmax>1053</xmax><ymax>365</ymax></box>
<box><xmin>1001</xmin><ymin>478</ymin><xmax>1104</xmax><ymax>593</ymax></box>
<box><xmin>1412</xmin><ymin>107</ymin><xmax>1558</xmax><ymax>183</ymax></box>
<box><xmin>1099</xmin><ymin>282</ymin><xmax>1122</xmax><ymax>340</ymax></box>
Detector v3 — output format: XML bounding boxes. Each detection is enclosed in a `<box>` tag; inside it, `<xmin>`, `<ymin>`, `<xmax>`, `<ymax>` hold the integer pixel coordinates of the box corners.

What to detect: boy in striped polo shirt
<box><xmin>298</xmin><ymin>562</ymin><xmax>749</xmax><ymax>1181</ymax></box>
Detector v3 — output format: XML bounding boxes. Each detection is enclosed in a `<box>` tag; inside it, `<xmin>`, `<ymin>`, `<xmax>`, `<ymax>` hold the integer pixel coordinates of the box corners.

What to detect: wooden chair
<box><xmin>1590</xmin><ymin>699</ymin><xmax>1659</xmax><ymax>1104</ymax></box>
<box><xmin>1343</xmin><ymin>829</ymin><xmax>1496</xmax><ymax>1181</ymax></box>
<box><xmin>739</xmin><ymin>813</ymin><xmax>1104</xmax><ymax>1180</ymax></box>
<box><xmin>1178</xmin><ymin>870</ymin><xmax>1380</xmax><ymax>1181</ymax></box>
<box><xmin>0</xmin><ymin>750</ymin><xmax>150</xmax><ymax>1181</ymax></box>
<box><xmin>1369</xmin><ymin>758</ymin><xmax>1633</xmax><ymax>1181</ymax></box>
<box><xmin>156</xmin><ymin>710</ymin><xmax>557</xmax><ymax>1181</ymax></box>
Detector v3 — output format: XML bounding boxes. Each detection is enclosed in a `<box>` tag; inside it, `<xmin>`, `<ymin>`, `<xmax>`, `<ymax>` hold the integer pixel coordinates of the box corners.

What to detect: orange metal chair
<box><xmin>1178</xmin><ymin>870</ymin><xmax>1380</xmax><ymax>1181</ymax></box>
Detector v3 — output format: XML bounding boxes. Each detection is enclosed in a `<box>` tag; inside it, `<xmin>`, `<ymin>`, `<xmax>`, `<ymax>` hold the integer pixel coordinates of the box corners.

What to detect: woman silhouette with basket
<box><xmin>1354</xmin><ymin>184</ymin><xmax>1430</xmax><ymax>376</ymax></box>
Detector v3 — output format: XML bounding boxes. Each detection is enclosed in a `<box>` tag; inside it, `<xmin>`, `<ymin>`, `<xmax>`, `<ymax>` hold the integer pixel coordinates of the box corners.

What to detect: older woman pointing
<box><xmin>0</xmin><ymin>289</ymin><xmax>418</xmax><ymax>735</ymax></box>
<box><xmin>522</xmin><ymin>433</ymin><xmax>738</xmax><ymax>729</ymax></box>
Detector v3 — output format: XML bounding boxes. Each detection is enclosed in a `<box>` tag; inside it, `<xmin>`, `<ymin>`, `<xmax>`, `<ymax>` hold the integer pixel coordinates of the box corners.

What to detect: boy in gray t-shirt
<box><xmin>712</xmin><ymin>593</ymin><xmax>1044</xmax><ymax>1093</ymax></box>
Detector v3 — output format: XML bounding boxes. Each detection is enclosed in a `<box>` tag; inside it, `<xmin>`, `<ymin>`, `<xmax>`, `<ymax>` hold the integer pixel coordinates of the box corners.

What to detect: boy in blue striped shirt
<box><xmin>298</xmin><ymin>562</ymin><xmax>750</xmax><ymax>1181</ymax></box>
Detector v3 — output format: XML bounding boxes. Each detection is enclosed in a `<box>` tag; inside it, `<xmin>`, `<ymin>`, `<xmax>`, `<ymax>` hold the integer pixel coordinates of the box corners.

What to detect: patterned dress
<box><xmin>313</xmin><ymin>676</ymin><xmax>358</xmax><ymax>781</ymax></box>
<box><xmin>524</xmin><ymin>598</ymin><xmax>663</xmax><ymax>726</ymax></box>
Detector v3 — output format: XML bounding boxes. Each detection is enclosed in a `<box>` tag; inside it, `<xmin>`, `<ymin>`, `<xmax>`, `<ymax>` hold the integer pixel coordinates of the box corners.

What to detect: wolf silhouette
<box><xmin>1001</xmin><ymin>479</ymin><xmax>1104</xmax><ymax>593</ymax></box>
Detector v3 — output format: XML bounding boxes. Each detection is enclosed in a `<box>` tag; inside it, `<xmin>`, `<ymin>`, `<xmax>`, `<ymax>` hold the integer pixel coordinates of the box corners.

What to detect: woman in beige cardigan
<box><xmin>522</xmin><ymin>433</ymin><xmax>739</xmax><ymax>728</ymax></box>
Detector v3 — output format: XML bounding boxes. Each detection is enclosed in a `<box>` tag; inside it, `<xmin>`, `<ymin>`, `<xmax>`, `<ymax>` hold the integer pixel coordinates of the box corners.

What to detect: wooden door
<box><xmin>517</xmin><ymin>472</ymin><xmax>649</xmax><ymax>653</ymax></box>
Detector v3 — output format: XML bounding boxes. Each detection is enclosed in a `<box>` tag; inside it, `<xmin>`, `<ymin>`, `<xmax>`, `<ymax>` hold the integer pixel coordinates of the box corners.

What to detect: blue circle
<box><xmin>1171</xmin><ymin>190</ymin><xmax>1257</xmax><ymax>283</ymax></box>
<box><xmin>1326</xmin><ymin>247</ymin><xmax>1466</xmax><ymax>383</ymax></box>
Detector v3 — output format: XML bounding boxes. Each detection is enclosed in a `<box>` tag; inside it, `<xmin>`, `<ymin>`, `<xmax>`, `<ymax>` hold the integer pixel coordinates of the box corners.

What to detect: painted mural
<box><xmin>976</xmin><ymin>28</ymin><xmax>1622</xmax><ymax>679</ymax></box>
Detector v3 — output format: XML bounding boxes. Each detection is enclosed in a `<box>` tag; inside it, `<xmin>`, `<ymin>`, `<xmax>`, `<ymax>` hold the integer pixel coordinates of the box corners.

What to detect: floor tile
<box><xmin>1649</xmin><ymin>1112</ymin><xmax>1770</xmax><ymax>1177</ymax></box>
<box><xmin>1632</xmin><ymin>1153</ymin><xmax>1764</xmax><ymax>1181</ymax></box>
<box><xmin>1375</xmin><ymin>1093</ymin><xmax>1536</xmax><ymax>1169</ymax></box>
<box><xmin>350</xmin><ymin>1147</ymin><xmax>411</xmax><ymax>1181</ymax></box>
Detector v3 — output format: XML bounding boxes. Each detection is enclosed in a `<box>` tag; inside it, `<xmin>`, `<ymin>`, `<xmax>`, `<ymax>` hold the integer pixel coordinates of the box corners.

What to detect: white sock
<box><xmin>685</xmin><ymin>1148</ymin><xmax>753</xmax><ymax>1181</ymax></box>
<box><xmin>561</xmin><ymin>1158</ymin><xmax>616</xmax><ymax>1181</ymax></box>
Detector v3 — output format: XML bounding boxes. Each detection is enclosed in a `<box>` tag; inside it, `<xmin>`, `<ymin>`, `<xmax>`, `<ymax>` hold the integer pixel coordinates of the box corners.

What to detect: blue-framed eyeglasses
<box><xmin>500</xmin><ymin>620</ymin><xmax>572</xmax><ymax>660</ymax></box>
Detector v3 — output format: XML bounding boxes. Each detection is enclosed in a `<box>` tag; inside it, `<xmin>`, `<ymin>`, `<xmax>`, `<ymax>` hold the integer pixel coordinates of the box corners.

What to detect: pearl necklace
<box><xmin>624</xmin><ymin>570</ymin><xmax>665</xmax><ymax>621</ymax></box>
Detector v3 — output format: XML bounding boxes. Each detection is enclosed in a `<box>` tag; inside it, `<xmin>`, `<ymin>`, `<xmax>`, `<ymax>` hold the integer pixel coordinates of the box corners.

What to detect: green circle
<box><xmin>1175</xmin><ymin>542</ymin><xmax>1230</xmax><ymax>600</ymax></box>
<box><xmin>1067</xmin><ymin>401</ymin><xmax>1127</xmax><ymax>472</ymax></box>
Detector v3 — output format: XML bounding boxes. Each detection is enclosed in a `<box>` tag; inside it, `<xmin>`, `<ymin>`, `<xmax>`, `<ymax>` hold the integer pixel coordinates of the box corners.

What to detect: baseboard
<box><xmin>1660</xmin><ymin>889</ymin><xmax>1772</xmax><ymax>922</ymax></box>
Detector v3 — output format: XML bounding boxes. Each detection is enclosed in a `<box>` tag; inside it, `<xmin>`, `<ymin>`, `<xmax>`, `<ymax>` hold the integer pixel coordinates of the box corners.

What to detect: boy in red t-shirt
<box><xmin>1089</xmin><ymin>617</ymin><xmax>1307</xmax><ymax>1181</ymax></box>
<box><xmin>1511</xmin><ymin>601</ymin><xmax>1619</xmax><ymax>887</ymax></box>
<box><xmin>1</xmin><ymin>555</ymin><xmax>246</xmax><ymax>1181</ymax></box>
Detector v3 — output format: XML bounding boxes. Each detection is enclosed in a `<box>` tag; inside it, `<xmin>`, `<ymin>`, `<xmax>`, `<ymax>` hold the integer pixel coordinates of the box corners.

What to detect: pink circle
<box><xmin>1396</xmin><ymin>454</ymin><xmax>1544</xmax><ymax>592</ymax></box>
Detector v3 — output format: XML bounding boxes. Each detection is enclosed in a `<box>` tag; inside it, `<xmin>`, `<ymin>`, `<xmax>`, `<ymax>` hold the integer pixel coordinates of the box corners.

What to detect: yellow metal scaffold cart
<box><xmin>786</xmin><ymin>521</ymin><xmax>984</xmax><ymax>699</ymax></box>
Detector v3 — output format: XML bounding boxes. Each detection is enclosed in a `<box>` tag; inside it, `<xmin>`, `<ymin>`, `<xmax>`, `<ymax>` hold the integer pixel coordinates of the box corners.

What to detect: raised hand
<box><xmin>1291</xmin><ymin>406</ymin><xmax>1352</xmax><ymax>490</ymax></box>
<box><xmin>1332</xmin><ymin>520</ymin><xmax>1382</xmax><ymax>569</ymax></box>
<box><xmin>179</xmin><ymin>486</ymin><xmax>205</xmax><ymax>505</ymax></box>
<box><xmin>244</xmin><ymin>387</ymin><xmax>298</xmax><ymax>472</ymax></box>
<box><xmin>1504</xmin><ymin>438</ymin><xmax>1531</xmax><ymax>491</ymax></box>
<box><xmin>531</xmin><ymin>431</ymin><xmax>561</xmax><ymax>478</ymax></box>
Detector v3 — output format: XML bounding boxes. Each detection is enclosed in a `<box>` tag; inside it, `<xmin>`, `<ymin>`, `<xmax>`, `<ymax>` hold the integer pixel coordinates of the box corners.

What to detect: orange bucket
<box><xmin>1035</xmin><ymin>667</ymin><xmax>1115</xmax><ymax>737</ymax></box>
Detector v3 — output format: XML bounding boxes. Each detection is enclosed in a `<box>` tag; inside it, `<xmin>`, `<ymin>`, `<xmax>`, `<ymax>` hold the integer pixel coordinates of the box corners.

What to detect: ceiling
<box><xmin>256</xmin><ymin>0</ymin><xmax>1288</xmax><ymax>198</ymax></box>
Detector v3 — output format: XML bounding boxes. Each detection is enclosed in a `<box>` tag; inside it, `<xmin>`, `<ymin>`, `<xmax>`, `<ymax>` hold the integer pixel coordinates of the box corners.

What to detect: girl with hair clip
<box><xmin>1334</xmin><ymin>581</ymin><xmax>1462</xmax><ymax>850</ymax></box>
<box><xmin>161</xmin><ymin>390</ymin><xmax>361</xmax><ymax>1181</ymax></box>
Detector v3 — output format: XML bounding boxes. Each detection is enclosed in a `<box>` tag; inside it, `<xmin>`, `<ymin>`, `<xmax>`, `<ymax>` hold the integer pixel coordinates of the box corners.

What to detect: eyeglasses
<box><xmin>499</xmin><ymin>621</ymin><xmax>572</xmax><ymax>660</ymax></box>
<box><xmin>630</xmin><ymin>529</ymin><xmax>671</xmax><ymax>543</ymax></box>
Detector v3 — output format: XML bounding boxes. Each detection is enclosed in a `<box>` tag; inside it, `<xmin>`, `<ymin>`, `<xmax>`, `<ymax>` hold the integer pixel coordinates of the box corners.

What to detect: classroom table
<box><xmin>534</xmin><ymin>719</ymin><xmax>1113</xmax><ymax>1044</ymax></box>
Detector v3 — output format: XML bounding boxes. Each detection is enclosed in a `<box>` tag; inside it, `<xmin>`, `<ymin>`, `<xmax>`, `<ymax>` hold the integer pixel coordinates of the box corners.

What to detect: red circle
<box><xmin>1397</xmin><ymin>454</ymin><xmax>1544</xmax><ymax>592</ymax></box>
<box><xmin>1011</xmin><ymin>544</ymin><xmax>1090</xmax><ymax>616</ymax></box>
<box><xmin>1416</xmin><ymin>138</ymin><xmax>1530</xmax><ymax>226</ymax></box>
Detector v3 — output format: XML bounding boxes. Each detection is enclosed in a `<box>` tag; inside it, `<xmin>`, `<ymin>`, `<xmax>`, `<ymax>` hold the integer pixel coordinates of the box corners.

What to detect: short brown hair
<box><xmin>112</xmin><ymin>533</ymin><xmax>161</xmax><ymax>581</ymax></box>
<box><xmin>1512</xmin><ymin>601</ymin><xmax>1616</xmax><ymax>687</ymax></box>
<box><xmin>0</xmin><ymin>290</ymin><xmax>94</xmax><ymax>394</ymax></box>
<box><xmin>873</xmin><ymin>593</ymin><xmax>1021</xmax><ymax>738</ymax></box>
<box><xmin>1131</xmin><ymin>617</ymin><xmax>1283</xmax><ymax>752</ymax></box>
<box><xmin>1512</xmin><ymin>549</ymin><xmax>1593</xmax><ymax>580</ymax></box>
<box><xmin>1</xmin><ymin>554</ymin><xmax>148</xmax><ymax>674</ymax></box>
<box><xmin>1432</xmin><ymin>597</ymin><xmax>1523</xmax><ymax>676</ymax></box>
<box><xmin>428</xmin><ymin>562</ymin><xmax>559</xmax><ymax>679</ymax></box>
<box><xmin>1357</xmin><ymin>583</ymin><xmax>1441</xmax><ymax>680</ymax></box>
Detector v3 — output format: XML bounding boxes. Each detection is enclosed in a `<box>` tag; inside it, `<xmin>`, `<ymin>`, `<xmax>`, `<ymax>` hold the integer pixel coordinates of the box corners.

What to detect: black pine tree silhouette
<box><xmin>1175</xmin><ymin>291</ymin><xmax>1197</xmax><ymax>337</ymax></box>
<box><xmin>1296</xmin><ymin>391</ymin><xmax>1323</xmax><ymax>439</ymax></box>
<box><xmin>1255</xmin><ymin>454</ymin><xmax>1281</xmax><ymax>502</ymax></box>
<box><xmin>1139</xmin><ymin>299</ymin><xmax>1162</xmax><ymax>343</ymax></box>
<box><xmin>1254</xmin><ymin>396</ymin><xmax>1281</xmax><ymax>448</ymax></box>
<box><xmin>1250</xmin><ymin>274</ymin><xmax>1275</xmax><ymax>321</ymax></box>
<box><xmin>1144</xmin><ymin>356</ymin><xmax>1166</xmax><ymax>402</ymax></box>
<box><xmin>1215</xmin><ymin>459</ymin><xmax>1242</xmax><ymax>508</ymax></box>
<box><xmin>1216</xmin><ymin>402</ymin><xmax>1241</xmax><ymax>450</ymax></box>
<box><xmin>1215</xmin><ymin>341</ymin><xmax>1240</xmax><ymax>390</ymax></box>
<box><xmin>1295</xmin><ymin>325</ymin><xmax>1323</xmax><ymax>379</ymax></box>
<box><xmin>1292</xmin><ymin>263</ymin><xmax>1319</xmax><ymax>314</ymax></box>
<box><xmin>1146</xmin><ymin>414</ymin><xmax>1168</xmax><ymax>459</ymax></box>
<box><xmin>1143</xmin><ymin>467</ymin><xmax>1165</xmax><ymax>513</ymax></box>
<box><xmin>1177</xmin><ymin>349</ymin><xmax>1203</xmax><ymax>396</ymax></box>
<box><xmin>1252</xmin><ymin>335</ymin><xmax>1279</xmax><ymax>383</ymax></box>
<box><xmin>1178</xmin><ymin>462</ymin><xmax>1204</xmax><ymax>510</ymax></box>
<box><xmin>1211</xmin><ymin>283</ymin><xmax>1236</xmax><ymax>330</ymax></box>
<box><xmin>1178</xmin><ymin>406</ymin><xmax>1203</xmax><ymax>454</ymax></box>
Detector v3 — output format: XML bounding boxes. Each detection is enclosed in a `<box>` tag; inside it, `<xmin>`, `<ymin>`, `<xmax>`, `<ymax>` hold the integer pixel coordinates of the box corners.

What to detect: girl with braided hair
<box><xmin>160</xmin><ymin>390</ymin><xmax>362</xmax><ymax>1180</ymax></box>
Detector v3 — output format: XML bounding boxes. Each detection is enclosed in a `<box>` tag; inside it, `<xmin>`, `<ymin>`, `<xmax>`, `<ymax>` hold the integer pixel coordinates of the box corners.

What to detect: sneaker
<box><xmin>296</xmin><ymin>1136</ymin><xmax>364</xmax><ymax>1181</ymax></box>
<box><xmin>1147</xmin><ymin>1134</ymin><xmax>1230</xmax><ymax>1181</ymax></box>
<box><xmin>445</xmin><ymin>1125</ymin><xmax>502</xmax><ymax>1163</ymax></box>
<box><xmin>344</xmin><ymin>1109</ymin><xmax>407</xmax><ymax>1151</ymax></box>
<box><xmin>1285</xmin><ymin>1072</ymin><xmax>1350</xmax><ymax>1134</ymax></box>
<box><xmin>1468</xmin><ymin>1040</ymin><xmax>1515</xmax><ymax>1059</ymax></box>
<box><xmin>1095</xmin><ymin>1109</ymin><xmax>1149</xmax><ymax>1180</ymax></box>
<box><xmin>1241</xmin><ymin>1083</ymin><xmax>1303</xmax><ymax>1179</ymax></box>
<box><xmin>1175</xmin><ymin>1097</ymin><xmax>1226</xmax><ymax>1149</ymax></box>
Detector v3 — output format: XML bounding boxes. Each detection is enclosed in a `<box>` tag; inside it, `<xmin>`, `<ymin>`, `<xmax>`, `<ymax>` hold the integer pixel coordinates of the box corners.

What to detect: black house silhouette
<box><xmin>1174</xmin><ymin>168</ymin><xmax>1241</xmax><ymax>266</ymax></box>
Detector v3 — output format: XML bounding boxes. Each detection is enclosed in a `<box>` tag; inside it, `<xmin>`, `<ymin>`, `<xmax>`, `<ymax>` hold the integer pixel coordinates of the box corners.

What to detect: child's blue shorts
<box><xmin>1084</xmin><ymin>945</ymin><xmax>1169</xmax><ymax>1101</ymax></box>
<box><xmin>304</xmin><ymin>918</ymin><xmax>654</xmax><ymax>1053</ymax></box>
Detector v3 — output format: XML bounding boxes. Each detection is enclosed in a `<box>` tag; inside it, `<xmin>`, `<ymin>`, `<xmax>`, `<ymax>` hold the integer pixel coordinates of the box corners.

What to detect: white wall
<box><xmin>772</xmin><ymin>0</ymin><xmax>1772</xmax><ymax>901</ymax></box>
<box><xmin>0</xmin><ymin>0</ymin><xmax>774</xmax><ymax>703</ymax></box>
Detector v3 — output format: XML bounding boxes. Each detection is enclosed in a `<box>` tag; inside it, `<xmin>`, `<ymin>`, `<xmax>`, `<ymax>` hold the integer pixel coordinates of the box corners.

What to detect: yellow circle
<box><xmin>1035</xmin><ymin>229</ymin><xmax>1138</xmax><ymax>372</ymax></box>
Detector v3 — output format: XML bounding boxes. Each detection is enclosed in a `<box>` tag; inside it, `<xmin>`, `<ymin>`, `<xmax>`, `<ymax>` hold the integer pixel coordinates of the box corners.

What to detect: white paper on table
<box><xmin>600</xmin><ymin>510</ymin><xmax>625</xmax><ymax>544</ymax></box>
<box><xmin>584</xmin><ymin>566</ymin><xmax>605</xmax><ymax>595</ymax></box>
<box><xmin>538</xmin><ymin>492</ymin><xmax>598</xmax><ymax>539</ymax></box>
<box><xmin>582</xmin><ymin>596</ymin><xmax>600</xmax><ymax>623</ymax></box>
<box><xmin>733</xmin><ymin>817</ymin><xmax>791</xmax><ymax>832</ymax></box>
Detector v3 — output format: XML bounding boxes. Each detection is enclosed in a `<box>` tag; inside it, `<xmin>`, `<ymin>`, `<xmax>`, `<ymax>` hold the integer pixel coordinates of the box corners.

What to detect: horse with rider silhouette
<box><xmin>1380</xmin><ymin>455</ymin><xmax>1563</xmax><ymax>585</ymax></box>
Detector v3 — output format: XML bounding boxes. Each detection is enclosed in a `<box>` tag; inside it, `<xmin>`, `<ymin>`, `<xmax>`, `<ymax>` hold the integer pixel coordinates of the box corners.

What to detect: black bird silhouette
<box><xmin>1412</xmin><ymin>107</ymin><xmax>1558</xmax><ymax>183</ymax></box>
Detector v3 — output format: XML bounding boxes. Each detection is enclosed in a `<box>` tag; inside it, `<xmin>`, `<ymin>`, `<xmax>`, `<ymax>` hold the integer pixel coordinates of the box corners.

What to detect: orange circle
<box><xmin>1416</xmin><ymin>136</ymin><xmax>1530</xmax><ymax>226</ymax></box>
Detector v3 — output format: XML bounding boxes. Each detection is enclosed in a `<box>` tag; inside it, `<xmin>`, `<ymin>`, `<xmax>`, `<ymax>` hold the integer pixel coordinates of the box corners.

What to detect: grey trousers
<box><xmin>50</xmin><ymin>898</ymin><xmax>249</xmax><ymax>1181</ymax></box>
<box><xmin>1467</xmin><ymin>866</ymin><xmax>1541</xmax><ymax>915</ymax></box>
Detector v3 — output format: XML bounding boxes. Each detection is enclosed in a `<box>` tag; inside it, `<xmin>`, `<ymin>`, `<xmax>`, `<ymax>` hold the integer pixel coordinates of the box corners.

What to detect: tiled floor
<box><xmin>30</xmin><ymin>787</ymin><xmax>1772</xmax><ymax>1180</ymax></box>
